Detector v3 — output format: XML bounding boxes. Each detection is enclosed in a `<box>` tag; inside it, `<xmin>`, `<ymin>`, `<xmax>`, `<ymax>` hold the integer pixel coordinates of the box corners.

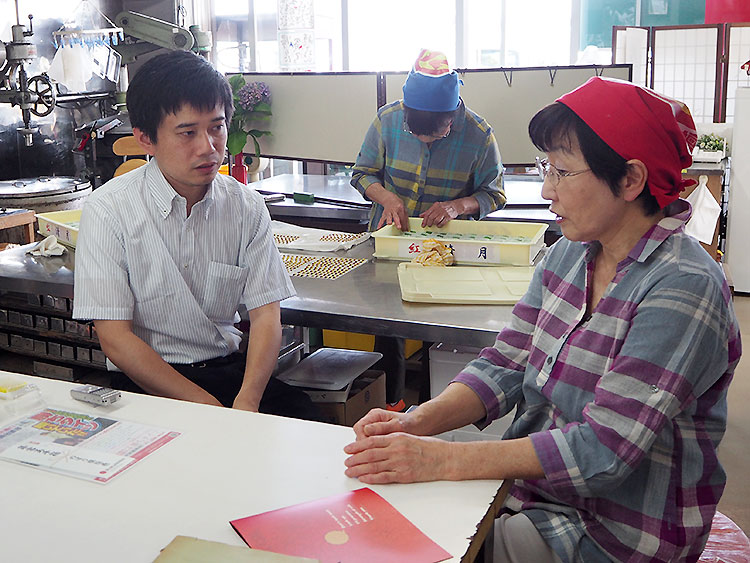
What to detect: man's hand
<box><xmin>377</xmin><ymin>191</ymin><xmax>409</xmax><ymax>230</ymax></box>
<box><xmin>95</xmin><ymin>319</ymin><xmax>224</xmax><ymax>407</ymax></box>
<box><xmin>344</xmin><ymin>433</ymin><xmax>454</xmax><ymax>484</ymax></box>
<box><xmin>419</xmin><ymin>200</ymin><xmax>462</xmax><ymax>228</ymax></box>
<box><xmin>232</xmin><ymin>391</ymin><xmax>261</xmax><ymax>412</ymax></box>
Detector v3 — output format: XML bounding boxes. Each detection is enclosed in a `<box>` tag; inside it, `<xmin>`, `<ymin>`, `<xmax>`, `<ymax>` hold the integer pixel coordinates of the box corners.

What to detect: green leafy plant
<box><xmin>227</xmin><ymin>75</ymin><xmax>272</xmax><ymax>162</ymax></box>
<box><xmin>696</xmin><ymin>133</ymin><xmax>727</xmax><ymax>153</ymax></box>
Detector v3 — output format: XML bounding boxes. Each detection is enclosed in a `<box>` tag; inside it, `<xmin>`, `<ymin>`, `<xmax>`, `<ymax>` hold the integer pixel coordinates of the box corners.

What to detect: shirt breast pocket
<box><xmin>203</xmin><ymin>261</ymin><xmax>249</xmax><ymax>321</ymax></box>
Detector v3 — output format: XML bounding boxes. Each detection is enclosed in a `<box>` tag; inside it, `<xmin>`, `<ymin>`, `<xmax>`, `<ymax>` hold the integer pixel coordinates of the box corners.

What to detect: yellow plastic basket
<box><xmin>36</xmin><ymin>209</ymin><xmax>82</xmax><ymax>248</ymax></box>
<box><xmin>372</xmin><ymin>218</ymin><xmax>547</xmax><ymax>266</ymax></box>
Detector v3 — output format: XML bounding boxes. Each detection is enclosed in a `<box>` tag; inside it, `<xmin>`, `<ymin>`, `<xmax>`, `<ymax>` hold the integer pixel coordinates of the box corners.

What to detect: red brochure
<box><xmin>230</xmin><ymin>487</ymin><xmax>452</xmax><ymax>563</ymax></box>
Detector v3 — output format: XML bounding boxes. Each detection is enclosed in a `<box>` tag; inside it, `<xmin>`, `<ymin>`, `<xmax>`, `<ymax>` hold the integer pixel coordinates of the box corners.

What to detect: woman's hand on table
<box><xmin>344</xmin><ymin>432</ymin><xmax>454</xmax><ymax>484</ymax></box>
<box><xmin>377</xmin><ymin>191</ymin><xmax>409</xmax><ymax>230</ymax></box>
<box><xmin>419</xmin><ymin>200</ymin><xmax>461</xmax><ymax>228</ymax></box>
<box><xmin>352</xmin><ymin>408</ymin><xmax>423</xmax><ymax>440</ymax></box>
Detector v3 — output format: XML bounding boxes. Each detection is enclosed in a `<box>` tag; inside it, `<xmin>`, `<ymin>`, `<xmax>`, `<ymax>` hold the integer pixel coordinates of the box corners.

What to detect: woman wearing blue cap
<box><xmin>351</xmin><ymin>49</ymin><xmax>506</xmax><ymax>409</ymax></box>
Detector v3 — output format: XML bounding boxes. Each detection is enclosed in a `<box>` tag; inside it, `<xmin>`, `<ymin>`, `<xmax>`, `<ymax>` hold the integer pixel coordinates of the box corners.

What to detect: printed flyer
<box><xmin>230</xmin><ymin>487</ymin><xmax>451</xmax><ymax>562</ymax></box>
<box><xmin>0</xmin><ymin>407</ymin><xmax>180</xmax><ymax>483</ymax></box>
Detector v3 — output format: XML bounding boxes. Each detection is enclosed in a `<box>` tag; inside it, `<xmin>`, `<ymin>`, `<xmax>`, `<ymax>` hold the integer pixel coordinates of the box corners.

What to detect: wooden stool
<box><xmin>698</xmin><ymin>511</ymin><xmax>750</xmax><ymax>562</ymax></box>
<box><xmin>0</xmin><ymin>208</ymin><xmax>35</xmax><ymax>243</ymax></box>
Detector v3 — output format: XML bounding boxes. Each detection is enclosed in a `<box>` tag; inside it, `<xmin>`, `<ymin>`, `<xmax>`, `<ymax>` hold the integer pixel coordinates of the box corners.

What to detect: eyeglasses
<box><xmin>403</xmin><ymin>117</ymin><xmax>452</xmax><ymax>140</ymax></box>
<box><xmin>535</xmin><ymin>157</ymin><xmax>591</xmax><ymax>187</ymax></box>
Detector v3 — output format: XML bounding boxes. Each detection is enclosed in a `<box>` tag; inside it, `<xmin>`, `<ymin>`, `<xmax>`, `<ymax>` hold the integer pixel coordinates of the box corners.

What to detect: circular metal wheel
<box><xmin>27</xmin><ymin>74</ymin><xmax>56</xmax><ymax>117</ymax></box>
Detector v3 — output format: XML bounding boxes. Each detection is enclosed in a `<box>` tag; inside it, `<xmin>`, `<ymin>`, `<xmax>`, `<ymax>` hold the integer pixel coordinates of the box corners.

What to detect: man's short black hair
<box><xmin>403</xmin><ymin>105</ymin><xmax>458</xmax><ymax>136</ymax></box>
<box><xmin>126</xmin><ymin>50</ymin><xmax>233</xmax><ymax>143</ymax></box>
<box><xmin>528</xmin><ymin>101</ymin><xmax>660</xmax><ymax>215</ymax></box>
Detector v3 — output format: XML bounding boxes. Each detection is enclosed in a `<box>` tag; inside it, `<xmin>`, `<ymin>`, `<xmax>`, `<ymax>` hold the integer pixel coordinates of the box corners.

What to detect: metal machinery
<box><xmin>0</xmin><ymin>0</ymin><xmax>211</xmax><ymax>149</ymax></box>
<box><xmin>0</xmin><ymin>3</ymin><xmax>56</xmax><ymax>147</ymax></box>
<box><xmin>113</xmin><ymin>10</ymin><xmax>212</xmax><ymax>64</ymax></box>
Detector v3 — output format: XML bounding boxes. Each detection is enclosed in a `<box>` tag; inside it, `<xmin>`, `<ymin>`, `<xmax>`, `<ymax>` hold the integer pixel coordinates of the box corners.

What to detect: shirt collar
<box><xmin>583</xmin><ymin>198</ymin><xmax>692</xmax><ymax>266</ymax></box>
<box><xmin>146</xmin><ymin>159</ymin><xmax>216</xmax><ymax>220</ymax></box>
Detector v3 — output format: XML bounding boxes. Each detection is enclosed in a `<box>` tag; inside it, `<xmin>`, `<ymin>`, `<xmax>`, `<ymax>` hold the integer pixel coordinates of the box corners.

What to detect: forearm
<box><xmin>445</xmin><ymin>436</ymin><xmax>545</xmax><ymax>481</ymax></box>
<box><xmin>95</xmin><ymin>321</ymin><xmax>218</xmax><ymax>405</ymax></box>
<box><xmin>406</xmin><ymin>382</ymin><xmax>488</xmax><ymax>435</ymax></box>
<box><xmin>236</xmin><ymin>321</ymin><xmax>280</xmax><ymax>407</ymax></box>
<box><xmin>451</xmin><ymin>195</ymin><xmax>479</xmax><ymax>216</ymax></box>
<box><xmin>364</xmin><ymin>182</ymin><xmax>396</xmax><ymax>206</ymax></box>
<box><xmin>234</xmin><ymin>302</ymin><xmax>283</xmax><ymax>410</ymax></box>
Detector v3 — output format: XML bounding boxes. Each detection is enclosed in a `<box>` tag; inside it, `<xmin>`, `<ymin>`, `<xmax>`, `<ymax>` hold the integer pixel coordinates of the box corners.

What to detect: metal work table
<box><xmin>0</xmin><ymin>244</ymin><xmax>75</xmax><ymax>299</ymax></box>
<box><xmin>256</xmin><ymin>173</ymin><xmax>558</xmax><ymax>233</ymax></box>
<box><xmin>0</xmin><ymin>241</ymin><xmax>511</xmax><ymax>348</ymax></box>
<box><xmin>279</xmin><ymin>240</ymin><xmax>511</xmax><ymax>347</ymax></box>
<box><xmin>256</xmin><ymin>174</ymin><xmax>371</xmax><ymax>225</ymax></box>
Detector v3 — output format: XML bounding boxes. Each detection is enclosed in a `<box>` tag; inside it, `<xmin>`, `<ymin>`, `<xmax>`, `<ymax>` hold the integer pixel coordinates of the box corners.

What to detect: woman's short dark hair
<box><xmin>528</xmin><ymin>101</ymin><xmax>661</xmax><ymax>215</ymax></box>
<box><xmin>403</xmin><ymin>105</ymin><xmax>458</xmax><ymax>136</ymax></box>
<box><xmin>126</xmin><ymin>51</ymin><xmax>234</xmax><ymax>143</ymax></box>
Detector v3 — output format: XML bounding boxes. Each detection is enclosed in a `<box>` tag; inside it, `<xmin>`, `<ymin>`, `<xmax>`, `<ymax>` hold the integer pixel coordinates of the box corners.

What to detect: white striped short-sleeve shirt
<box><xmin>72</xmin><ymin>159</ymin><xmax>295</xmax><ymax>364</ymax></box>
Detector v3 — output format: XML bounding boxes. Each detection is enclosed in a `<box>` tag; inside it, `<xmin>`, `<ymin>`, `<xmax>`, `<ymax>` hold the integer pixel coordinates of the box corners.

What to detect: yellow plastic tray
<box><xmin>373</xmin><ymin>218</ymin><xmax>547</xmax><ymax>266</ymax></box>
<box><xmin>397</xmin><ymin>263</ymin><xmax>534</xmax><ymax>304</ymax></box>
<box><xmin>36</xmin><ymin>209</ymin><xmax>82</xmax><ymax>248</ymax></box>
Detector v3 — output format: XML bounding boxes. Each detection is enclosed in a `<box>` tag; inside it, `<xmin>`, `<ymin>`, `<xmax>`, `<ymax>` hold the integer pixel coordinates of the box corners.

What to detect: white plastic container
<box><xmin>429</xmin><ymin>342</ymin><xmax>513</xmax><ymax>442</ymax></box>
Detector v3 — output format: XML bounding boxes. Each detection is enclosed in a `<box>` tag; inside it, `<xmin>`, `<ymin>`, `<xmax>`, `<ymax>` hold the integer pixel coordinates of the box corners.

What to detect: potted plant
<box><xmin>693</xmin><ymin>133</ymin><xmax>727</xmax><ymax>163</ymax></box>
<box><xmin>227</xmin><ymin>76</ymin><xmax>272</xmax><ymax>180</ymax></box>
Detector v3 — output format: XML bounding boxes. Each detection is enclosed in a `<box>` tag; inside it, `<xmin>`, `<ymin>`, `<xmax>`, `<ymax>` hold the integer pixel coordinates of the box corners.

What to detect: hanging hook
<box><xmin>548</xmin><ymin>68</ymin><xmax>558</xmax><ymax>86</ymax></box>
<box><xmin>503</xmin><ymin>69</ymin><xmax>513</xmax><ymax>87</ymax></box>
<box><xmin>594</xmin><ymin>65</ymin><xmax>605</xmax><ymax>77</ymax></box>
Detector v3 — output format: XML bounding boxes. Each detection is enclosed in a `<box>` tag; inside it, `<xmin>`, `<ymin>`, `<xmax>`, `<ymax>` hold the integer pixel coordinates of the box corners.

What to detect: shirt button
<box><xmin>184</xmin><ymin>264</ymin><xmax>188</xmax><ymax>269</ymax></box>
<box><xmin>650</xmin><ymin>385</ymin><xmax>659</xmax><ymax>393</ymax></box>
<box><xmin>546</xmin><ymin>356</ymin><xmax>553</xmax><ymax>365</ymax></box>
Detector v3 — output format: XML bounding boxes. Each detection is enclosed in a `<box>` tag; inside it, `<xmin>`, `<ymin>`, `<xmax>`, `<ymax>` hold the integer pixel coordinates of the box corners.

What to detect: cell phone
<box><xmin>70</xmin><ymin>385</ymin><xmax>121</xmax><ymax>406</ymax></box>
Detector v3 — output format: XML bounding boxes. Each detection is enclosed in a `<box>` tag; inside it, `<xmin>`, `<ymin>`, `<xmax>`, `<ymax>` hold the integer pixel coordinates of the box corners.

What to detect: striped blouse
<box><xmin>455</xmin><ymin>199</ymin><xmax>741</xmax><ymax>562</ymax></box>
<box><xmin>72</xmin><ymin>159</ymin><xmax>295</xmax><ymax>364</ymax></box>
<box><xmin>350</xmin><ymin>100</ymin><xmax>506</xmax><ymax>231</ymax></box>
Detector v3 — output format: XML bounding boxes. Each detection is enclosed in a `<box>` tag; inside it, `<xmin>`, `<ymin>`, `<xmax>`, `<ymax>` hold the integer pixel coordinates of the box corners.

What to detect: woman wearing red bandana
<box><xmin>345</xmin><ymin>77</ymin><xmax>741</xmax><ymax>562</ymax></box>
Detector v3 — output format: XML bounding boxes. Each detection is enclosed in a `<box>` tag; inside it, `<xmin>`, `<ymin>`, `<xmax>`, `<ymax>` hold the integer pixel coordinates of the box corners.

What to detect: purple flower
<box><xmin>237</xmin><ymin>81</ymin><xmax>271</xmax><ymax>111</ymax></box>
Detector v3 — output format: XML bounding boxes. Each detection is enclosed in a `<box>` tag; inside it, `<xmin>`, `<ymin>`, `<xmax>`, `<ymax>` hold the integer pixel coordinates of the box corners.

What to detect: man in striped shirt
<box><xmin>73</xmin><ymin>51</ymin><xmax>316</xmax><ymax>419</ymax></box>
<box><xmin>351</xmin><ymin>49</ymin><xmax>506</xmax><ymax>409</ymax></box>
<box><xmin>344</xmin><ymin>77</ymin><xmax>740</xmax><ymax>561</ymax></box>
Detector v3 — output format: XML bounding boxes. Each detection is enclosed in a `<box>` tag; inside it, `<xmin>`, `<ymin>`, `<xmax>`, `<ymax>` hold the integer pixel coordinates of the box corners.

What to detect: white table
<box><xmin>1</xmin><ymin>373</ymin><xmax>506</xmax><ymax>563</ymax></box>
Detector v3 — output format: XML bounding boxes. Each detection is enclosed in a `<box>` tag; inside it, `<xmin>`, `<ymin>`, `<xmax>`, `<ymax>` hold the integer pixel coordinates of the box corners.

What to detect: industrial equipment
<box><xmin>113</xmin><ymin>10</ymin><xmax>212</xmax><ymax>64</ymax></box>
<box><xmin>0</xmin><ymin>1</ymin><xmax>56</xmax><ymax>147</ymax></box>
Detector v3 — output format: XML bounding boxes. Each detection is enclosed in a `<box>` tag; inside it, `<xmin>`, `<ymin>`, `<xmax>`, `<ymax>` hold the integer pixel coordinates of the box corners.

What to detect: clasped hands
<box><xmin>343</xmin><ymin>408</ymin><xmax>454</xmax><ymax>484</ymax></box>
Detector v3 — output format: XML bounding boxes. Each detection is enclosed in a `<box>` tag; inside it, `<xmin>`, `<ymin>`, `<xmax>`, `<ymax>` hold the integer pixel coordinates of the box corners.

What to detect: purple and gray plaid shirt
<box><xmin>455</xmin><ymin>199</ymin><xmax>741</xmax><ymax>562</ymax></box>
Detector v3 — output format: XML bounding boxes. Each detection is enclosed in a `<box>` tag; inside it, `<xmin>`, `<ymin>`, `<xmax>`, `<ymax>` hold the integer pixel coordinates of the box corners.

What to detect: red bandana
<box><xmin>557</xmin><ymin>77</ymin><xmax>697</xmax><ymax>208</ymax></box>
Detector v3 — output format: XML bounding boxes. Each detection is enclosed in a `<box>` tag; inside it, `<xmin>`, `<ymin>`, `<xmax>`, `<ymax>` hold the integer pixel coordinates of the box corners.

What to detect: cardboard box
<box><xmin>308</xmin><ymin>370</ymin><xmax>385</xmax><ymax>427</ymax></box>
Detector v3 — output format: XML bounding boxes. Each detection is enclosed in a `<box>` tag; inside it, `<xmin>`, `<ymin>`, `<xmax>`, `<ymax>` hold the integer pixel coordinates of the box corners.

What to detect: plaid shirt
<box><xmin>455</xmin><ymin>199</ymin><xmax>741</xmax><ymax>562</ymax></box>
<box><xmin>351</xmin><ymin>100</ymin><xmax>506</xmax><ymax>230</ymax></box>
